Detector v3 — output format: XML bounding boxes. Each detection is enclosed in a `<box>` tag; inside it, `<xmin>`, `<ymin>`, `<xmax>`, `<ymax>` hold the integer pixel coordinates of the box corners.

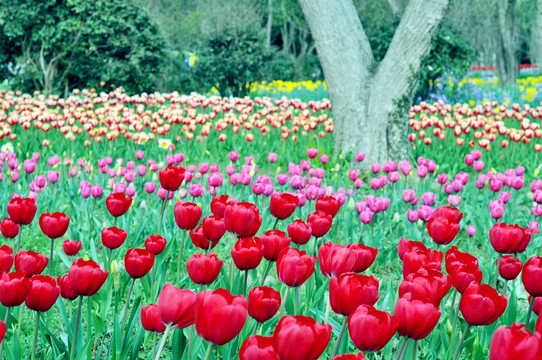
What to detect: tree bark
<box><xmin>496</xmin><ymin>0</ymin><xmax>518</xmax><ymax>85</ymax></box>
<box><xmin>298</xmin><ymin>0</ymin><xmax>448</xmax><ymax>166</ymax></box>
<box><xmin>531</xmin><ymin>0</ymin><xmax>542</xmax><ymax>65</ymax></box>
<box><xmin>266</xmin><ymin>0</ymin><xmax>273</xmax><ymax>49</ymax></box>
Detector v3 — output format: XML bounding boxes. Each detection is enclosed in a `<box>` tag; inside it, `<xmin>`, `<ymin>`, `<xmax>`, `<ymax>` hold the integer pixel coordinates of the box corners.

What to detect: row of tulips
<box><xmin>1</xmin><ymin>153</ymin><xmax>542</xmax><ymax>359</ymax></box>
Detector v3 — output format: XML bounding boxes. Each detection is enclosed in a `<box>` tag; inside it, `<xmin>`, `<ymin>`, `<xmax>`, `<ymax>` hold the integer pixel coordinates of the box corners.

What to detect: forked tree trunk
<box><xmin>496</xmin><ymin>0</ymin><xmax>518</xmax><ymax>86</ymax></box>
<box><xmin>531</xmin><ymin>0</ymin><xmax>542</xmax><ymax>65</ymax></box>
<box><xmin>298</xmin><ymin>0</ymin><xmax>449</xmax><ymax>166</ymax></box>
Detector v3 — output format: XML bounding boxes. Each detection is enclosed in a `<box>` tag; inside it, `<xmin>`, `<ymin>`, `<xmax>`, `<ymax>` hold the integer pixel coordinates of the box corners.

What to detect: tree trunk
<box><xmin>496</xmin><ymin>0</ymin><xmax>517</xmax><ymax>85</ymax></box>
<box><xmin>532</xmin><ymin>0</ymin><xmax>542</xmax><ymax>65</ymax></box>
<box><xmin>298</xmin><ymin>0</ymin><xmax>448</xmax><ymax>166</ymax></box>
<box><xmin>266</xmin><ymin>0</ymin><xmax>273</xmax><ymax>49</ymax></box>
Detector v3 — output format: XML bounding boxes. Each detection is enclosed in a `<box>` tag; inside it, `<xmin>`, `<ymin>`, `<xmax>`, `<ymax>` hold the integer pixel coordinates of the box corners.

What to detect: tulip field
<box><xmin>1</xmin><ymin>88</ymin><xmax>542</xmax><ymax>360</ymax></box>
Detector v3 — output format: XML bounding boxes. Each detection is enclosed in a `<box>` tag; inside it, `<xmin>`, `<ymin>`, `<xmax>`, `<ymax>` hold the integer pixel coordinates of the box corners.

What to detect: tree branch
<box><xmin>371</xmin><ymin>0</ymin><xmax>449</xmax><ymax>105</ymax></box>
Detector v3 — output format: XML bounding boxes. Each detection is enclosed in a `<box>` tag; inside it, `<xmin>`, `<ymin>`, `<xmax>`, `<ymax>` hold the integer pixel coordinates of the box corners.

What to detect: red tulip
<box><xmin>276</xmin><ymin>248</ymin><xmax>316</xmax><ymax>287</ymax></box>
<box><xmin>248</xmin><ymin>286</ymin><xmax>281</xmax><ymax>323</ymax></box>
<box><xmin>490</xmin><ymin>222</ymin><xmax>527</xmax><ymax>254</ymax></box>
<box><xmin>402</xmin><ymin>249</ymin><xmax>443</xmax><ymax>278</ymax></box>
<box><xmin>272</xmin><ymin>315</ymin><xmax>332</xmax><ymax>360</ymax></box>
<box><xmin>431</xmin><ymin>205</ymin><xmax>463</xmax><ymax>223</ymax></box>
<box><xmin>522</xmin><ymin>256</ymin><xmax>542</xmax><ymax>297</ymax></box>
<box><xmin>39</xmin><ymin>212</ymin><xmax>70</xmax><ymax>239</ymax></box>
<box><xmin>105</xmin><ymin>193</ymin><xmax>132</xmax><ymax>218</ymax></box>
<box><xmin>145</xmin><ymin>234</ymin><xmax>167</xmax><ymax>255</ymax></box>
<box><xmin>210</xmin><ymin>195</ymin><xmax>229</xmax><ymax>218</ymax></box>
<box><xmin>15</xmin><ymin>250</ymin><xmax>48</xmax><ymax>277</ymax></box>
<box><xmin>394</xmin><ymin>297</ymin><xmax>441</xmax><ymax>340</ymax></box>
<box><xmin>348</xmin><ymin>305</ymin><xmax>398</xmax><ymax>352</ymax></box>
<box><xmin>489</xmin><ymin>323</ymin><xmax>542</xmax><ymax>360</ymax></box>
<box><xmin>319</xmin><ymin>242</ymin><xmax>357</xmax><ymax>278</ymax></box>
<box><xmin>157</xmin><ymin>283</ymin><xmax>196</xmax><ymax>328</ymax></box>
<box><xmin>124</xmin><ymin>248</ymin><xmax>154</xmax><ymax>279</ymax></box>
<box><xmin>499</xmin><ymin>255</ymin><xmax>522</xmax><ymax>281</ymax></box>
<box><xmin>240</xmin><ymin>335</ymin><xmax>278</xmax><ymax>360</ymax></box>
<box><xmin>399</xmin><ymin>268</ymin><xmax>451</xmax><ymax>306</ymax></box>
<box><xmin>459</xmin><ymin>283</ymin><xmax>507</xmax><ymax>326</ymax></box>
<box><xmin>330</xmin><ymin>273</ymin><xmax>379</xmax><ymax>316</ymax></box>
<box><xmin>174</xmin><ymin>202</ymin><xmax>202</xmax><ymax>231</ymax></box>
<box><xmin>231</xmin><ymin>237</ymin><xmax>264</xmax><ymax>271</ymax></box>
<box><xmin>7</xmin><ymin>197</ymin><xmax>37</xmax><ymax>225</ymax></box>
<box><xmin>224</xmin><ymin>202</ymin><xmax>262</xmax><ymax>237</ymax></box>
<box><xmin>0</xmin><ymin>218</ymin><xmax>19</xmax><ymax>238</ymax></box>
<box><xmin>315</xmin><ymin>196</ymin><xmax>341</xmax><ymax>218</ymax></box>
<box><xmin>307</xmin><ymin>211</ymin><xmax>332</xmax><ymax>238</ymax></box>
<box><xmin>101</xmin><ymin>227</ymin><xmax>127</xmax><ymax>250</ymax></box>
<box><xmin>159</xmin><ymin>165</ymin><xmax>185</xmax><ymax>192</ymax></box>
<box><xmin>530</xmin><ymin>296</ymin><xmax>542</xmax><ymax>318</ymax></box>
<box><xmin>331</xmin><ymin>354</ymin><xmax>366</xmax><ymax>360</ymax></box>
<box><xmin>0</xmin><ymin>271</ymin><xmax>32</xmax><ymax>307</ymax></box>
<box><xmin>194</xmin><ymin>288</ymin><xmax>247</xmax><ymax>346</ymax></box>
<box><xmin>0</xmin><ymin>320</ymin><xmax>5</xmax><ymax>344</ymax></box>
<box><xmin>202</xmin><ymin>216</ymin><xmax>226</xmax><ymax>243</ymax></box>
<box><xmin>190</xmin><ymin>225</ymin><xmax>217</xmax><ymax>250</ymax></box>
<box><xmin>287</xmin><ymin>219</ymin><xmax>312</xmax><ymax>245</ymax></box>
<box><xmin>269</xmin><ymin>192</ymin><xmax>299</xmax><ymax>220</ymax></box>
<box><xmin>25</xmin><ymin>275</ymin><xmax>60</xmax><ymax>312</ymax></box>
<box><xmin>187</xmin><ymin>252</ymin><xmax>222</xmax><ymax>285</ymax></box>
<box><xmin>445</xmin><ymin>246</ymin><xmax>478</xmax><ymax>276</ymax></box>
<box><xmin>347</xmin><ymin>243</ymin><xmax>377</xmax><ymax>273</ymax></box>
<box><xmin>427</xmin><ymin>217</ymin><xmax>460</xmax><ymax>245</ymax></box>
<box><xmin>0</xmin><ymin>245</ymin><xmax>13</xmax><ymax>275</ymax></box>
<box><xmin>397</xmin><ymin>237</ymin><xmax>428</xmax><ymax>261</ymax></box>
<box><xmin>68</xmin><ymin>259</ymin><xmax>108</xmax><ymax>296</ymax></box>
<box><xmin>57</xmin><ymin>274</ymin><xmax>78</xmax><ymax>300</ymax></box>
<box><xmin>62</xmin><ymin>240</ymin><xmax>82</xmax><ymax>256</ymax></box>
<box><xmin>141</xmin><ymin>304</ymin><xmax>167</xmax><ymax>333</ymax></box>
<box><xmin>260</xmin><ymin>230</ymin><xmax>290</xmax><ymax>262</ymax></box>
<box><xmin>451</xmin><ymin>263</ymin><xmax>483</xmax><ymax>294</ymax></box>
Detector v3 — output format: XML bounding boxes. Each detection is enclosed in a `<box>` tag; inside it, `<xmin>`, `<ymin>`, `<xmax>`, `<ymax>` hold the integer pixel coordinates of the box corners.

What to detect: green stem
<box><xmin>311</xmin><ymin>236</ymin><xmax>319</xmax><ymax>257</ymax></box>
<box><xmin>158</xmin><ymin>193</ymin><xmax>169</xmax><ymax>236</ymax></box>
<box><xmin>260</xmin><ymin>261</ymin><xmax>272</xmax><ymax>286</ymax></box>
<box><xmin>48</xmin><ymin>238</ymin><xmax>55</xmax><ymax>275</ymax></box>
<box><xmin>70</xmin><ymin>297</ymin><xmax>83</xmax><ymax>360</ymax></box>
<box><xmin>526</xmin><ymin>296</ymin><xmax>535</xmax><ymax>330</ymax></box>
<box><xmin>449</xmin><ymin>295</ymin><xmax>460</xmax><ymax>356</ymax></box>
<box><xmin>331</xmin><ymin>316</ymin><xmax>348</xmax><ymax>357</ymax></box>
<box><xmin>252</xmin><ymin>322</ymin><xmax>261</xmax><ymax>336</ymax></box>
<box><xmin>203</xmin><ymin>342</ymin><xmax>213</xmax><ymax>360</ymax></box>
<box><xmin>87</xmin><ymin>296</ymin><xmax>92</xmax><ymax>360</ymax></box>
<box><xmin>17</xmin><ymin>305</ymin><xmax>23</xmax><ymax>337</ymax></box>
<box><xmin>176</xmin><ymin>231</ymin><xmax>186</xmax><ymax>285</ymax></box>
<box><xmin>121</xmin><ymin>278</ymin><xmax>136</xmax><ymax>332</ymax></box>
<box><xmin>272</xmin><ymin>217</ymin><xmax>279</xmax><ymax>230</ymax></box>
<box><xmin>150</xmin><ymin>265</ymin><xmax>156</xmax><ymax>301</ymax></box>
<box><xmin>453</xmin><ymin>324</ymin><xmax>470</xmax><ymax>360</ymax></box>
<box><xmin>87</xmin><ymin>197</ymin><xmax>96</xmax><ymax>249</ymax></box>
<box><xmin>295</xmin><ymin>287</ymin><xmax>300</xmax><ymax>315</ymax></box>
<box><xmin>279</xmin><ymin>286</ymin><xmax>289</xmax><ymax>318</ymax></box>
<box><xmin>396</xmin><ymin>339</ymin><xmax>408</xmax><ymax>360</ymax></box>
<box><xmin>108</xmin><ymin>248</ymin><xmax>113</xmax><ymax>276</ymax></box>
<box><xmin>31</xmin><ymin>312</ymin><xmax>39</xmax><ymax>360</ymax></box>
<box><xmin>154</xmin><ymin>325</ymin><xmax>172</xmax><ymax>360</ymax></box>
<box><xmin>0</xmin><ymin>307</ymin><xmax>9</xmax><ymax>359</ymax></box>
<box><xmin>187</xmin><ymin>326</ymin><xmax>193</xmax><ymax>360</ymax></box>
<box><xmin>152</xmin><ymin>332</ymin><xmax>157</xmax><ymax>360</ymax></box>
<box><xmin>16</xmin><ymin>228</ymin><xmax>22</xmax><ymax>254</ymax></box>
<box><xmin>244</xmin><ymin>270</ymin><xmax>249</xmax><ymax>297</ymax></box>
<box><xmin>494</xmin><ymin>254</ymin><xmax>502</xmax><ymax>288</ymax></box>
<box><xmin>412</xmin><ymin>340</ymin><xmax>418</xmax><ymax>360</ymax></box>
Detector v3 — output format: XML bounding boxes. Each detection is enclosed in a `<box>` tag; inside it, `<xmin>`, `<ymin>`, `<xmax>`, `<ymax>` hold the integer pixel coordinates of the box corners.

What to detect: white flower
<box><xmin>1</xmin><ymin>143</ymin><xmax>14</xmax><ymax>153</ymax></box>
<box><xmin>137</xmin><ymin>132</ymin><xmax>149</xmax><ymax>145</ymax></box>
<box><xmin>158</xmin><ymin>138</ymin><xmax>172</xmax><ymax>150</ymax></box>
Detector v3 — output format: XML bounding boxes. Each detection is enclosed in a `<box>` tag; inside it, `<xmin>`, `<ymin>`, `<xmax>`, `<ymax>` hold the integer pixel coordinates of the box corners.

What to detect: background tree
<box><xmin>297</xmin><ymin>0</ymin><xmax>449</xmax><ymax>164</ymax></box>
<box><xmin>0</xmin><ymin>0</ymin><xmax>166</xmax><ymax>95</ymax></box>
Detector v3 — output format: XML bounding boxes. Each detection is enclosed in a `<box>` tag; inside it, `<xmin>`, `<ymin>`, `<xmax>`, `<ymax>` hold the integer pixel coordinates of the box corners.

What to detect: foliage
<box><xmin>0</xmin><ymin>0</ymin><xmax>167</xmax><ymax>94</ymax></box>
<box><xmin>190</xmin><ymin>22</ymin><xmax>278</xmax><ymax>96</ymax></box>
